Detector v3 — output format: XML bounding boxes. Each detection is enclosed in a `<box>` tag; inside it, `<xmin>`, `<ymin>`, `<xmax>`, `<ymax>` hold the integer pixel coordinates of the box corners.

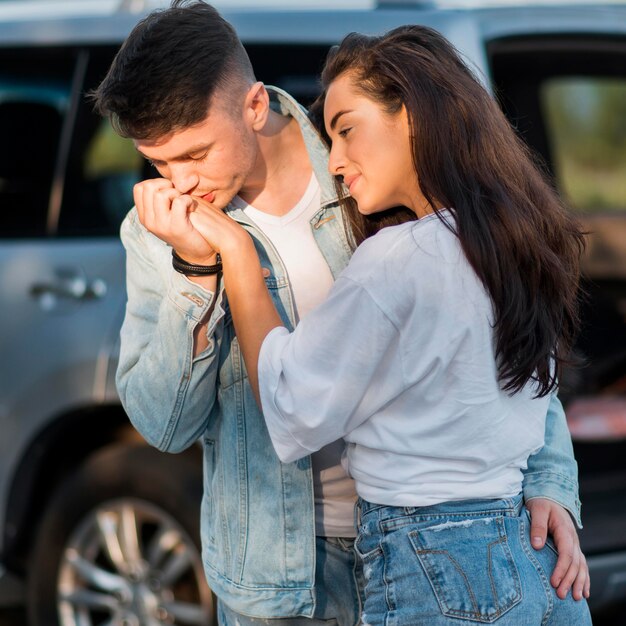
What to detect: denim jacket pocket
<box><xmin>408</xmin><ymin>516</ymin><xmax>522</xmax><ymax>623</ymax></box>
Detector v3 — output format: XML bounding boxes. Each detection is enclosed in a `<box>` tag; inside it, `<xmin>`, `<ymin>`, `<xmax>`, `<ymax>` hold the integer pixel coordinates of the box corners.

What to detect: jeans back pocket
<box><xmin>408</xmin><ymin>515</ymin><xmax>521</xmax><ymax>623</ymax></box>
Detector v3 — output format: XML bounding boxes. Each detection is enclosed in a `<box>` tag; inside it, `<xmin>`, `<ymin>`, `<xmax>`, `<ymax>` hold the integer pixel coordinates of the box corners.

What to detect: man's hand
<box><xmin>526</xmin><ymin>498</ymin><xmax>590</xmax><ymax>601</ymax></box>
<box><xmin>133</xmin><ymin>178</ymin><xmax>217</xmax><ymax>264</ymax></box>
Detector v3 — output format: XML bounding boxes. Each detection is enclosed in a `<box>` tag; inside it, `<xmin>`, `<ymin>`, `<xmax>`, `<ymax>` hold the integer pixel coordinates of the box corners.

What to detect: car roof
<box><xmin>0</xmin><ymin>0</ymin><xmax>625</xmax><ymax>47</ymax></box>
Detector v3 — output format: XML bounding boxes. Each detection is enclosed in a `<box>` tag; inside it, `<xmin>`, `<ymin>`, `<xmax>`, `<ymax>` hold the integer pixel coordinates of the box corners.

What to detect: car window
<box><xmin>489</xmin><ymin>36</ymin><xmax>626</xmax><ymax>402</ymax></box>
<box><xmin>246</xmin><ymin>43</ymin><xmax>329</xmax><ymax>107</ymax></box>
<box><xmin>86</xmin><ymin>119</ymin><xmax>142</xmax><ymax>226</ymax></box>
<box><xmin>55</xmin><ymin>47</ymin><xmax>144</xmax><ymax>237</ymax></box>
<box><xmin>57</xmin><ymin>116</ymin><xmax>142</xmax><ymax>236</ymax></box>
<box><xmin>0</xmin><ymin>81</ymin><xmax>69</xmax><ymax>237</ymax></box>
<box><xmin>541</xmin><ymin>77</ymin><xmax>626</xmax><ymax>215</ymax></box>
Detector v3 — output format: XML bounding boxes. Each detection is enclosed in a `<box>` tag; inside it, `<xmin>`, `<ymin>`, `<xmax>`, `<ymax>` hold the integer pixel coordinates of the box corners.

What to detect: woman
<box><xmin>185</xmin><ymin>25</ymin><xmax>591</xmax><ymax>625</ymax></box>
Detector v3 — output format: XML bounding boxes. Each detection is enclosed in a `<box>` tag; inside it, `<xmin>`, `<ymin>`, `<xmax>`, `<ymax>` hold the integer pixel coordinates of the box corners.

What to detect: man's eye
<box><xmin>189</xmin><ymin>151</ymin><xmax>208</xmax><ymax>161</ymax></box>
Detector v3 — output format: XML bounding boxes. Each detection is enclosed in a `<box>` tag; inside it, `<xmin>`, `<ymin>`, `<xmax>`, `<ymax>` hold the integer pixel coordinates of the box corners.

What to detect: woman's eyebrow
<box><xmin>328</xmin><ymin>109</ymin><xmax>353</xmax><ymax>131</ymax></box>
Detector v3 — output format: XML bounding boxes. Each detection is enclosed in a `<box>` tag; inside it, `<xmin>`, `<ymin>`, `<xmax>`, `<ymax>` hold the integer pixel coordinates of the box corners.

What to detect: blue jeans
<box><xmin>218</xmin><ymin>536</ymin><xmax>363</xmax><ymax>626</ymax></box>
<box><xmin>356</xmin><ymin>494</ymin><xmax>592</xmax><ymax>626</ymax></box>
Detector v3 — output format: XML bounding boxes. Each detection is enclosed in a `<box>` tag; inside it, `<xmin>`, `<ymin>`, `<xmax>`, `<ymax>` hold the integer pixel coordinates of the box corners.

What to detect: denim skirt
<box><xmin>355</xmin><ymin>494</ymin><xmax>592</xmax><ymax>626</ymax></box>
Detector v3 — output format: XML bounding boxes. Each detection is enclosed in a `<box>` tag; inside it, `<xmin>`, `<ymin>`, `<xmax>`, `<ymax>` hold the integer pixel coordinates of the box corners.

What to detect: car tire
<box><xmin>27</xmin><ymin>443</ymin><xmax>215</xmax><ymax>626</ymax></box>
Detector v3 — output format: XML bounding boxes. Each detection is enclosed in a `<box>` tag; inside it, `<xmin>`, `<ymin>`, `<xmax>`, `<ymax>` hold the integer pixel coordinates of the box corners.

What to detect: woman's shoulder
<box><xmin>344</xmin><ymin>221</ymin><xmax>416</xmax><ymax>279</ymax></box>
<box><xmin>348</xmin><ymin>211</ymin><xmax>457</xmax><ymax>275</ymax></box>
<box><xmin>335</xmin><ymin>212</ymin><xmax>462</xmax><ymax>327</ymax></box>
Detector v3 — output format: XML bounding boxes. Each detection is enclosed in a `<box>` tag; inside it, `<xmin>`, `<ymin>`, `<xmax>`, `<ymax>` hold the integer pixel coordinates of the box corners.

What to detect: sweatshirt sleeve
<box><xmin>258</xmin><ymin>276</ymin><xmax>402</xmax><ymax>463</ymax></box>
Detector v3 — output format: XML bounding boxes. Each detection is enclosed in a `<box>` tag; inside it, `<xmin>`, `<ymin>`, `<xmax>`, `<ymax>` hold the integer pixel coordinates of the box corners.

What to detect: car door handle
<box><xmin>30</xmin><ymin>272</ymin><xmax>107</xmax><ymax>302</ymax></box>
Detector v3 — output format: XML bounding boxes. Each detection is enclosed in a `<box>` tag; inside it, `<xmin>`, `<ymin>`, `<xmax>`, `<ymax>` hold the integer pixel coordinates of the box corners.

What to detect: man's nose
<box><xmin>170</xmin><ymin>164</ymin><xmax>199</xmax><ymax>195</ymax></box>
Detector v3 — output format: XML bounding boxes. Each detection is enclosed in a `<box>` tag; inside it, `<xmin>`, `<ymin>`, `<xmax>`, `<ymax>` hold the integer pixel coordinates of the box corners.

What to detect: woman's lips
<box><xmin>344</xmin><ymin>175</ymin><xmax>360</xmax><ymax>194</ymax></box>
<box><xmin>201</xmin><ymin>191</ymin><xmax>216</xmax><ymax>203</ymax></box>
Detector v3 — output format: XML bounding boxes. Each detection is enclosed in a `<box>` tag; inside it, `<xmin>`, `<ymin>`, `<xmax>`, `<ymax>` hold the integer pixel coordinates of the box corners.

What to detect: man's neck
<box><xmin>238</xmin><ymin>110</ymin><xmax>313</xmax><ymax>217</ymax></box>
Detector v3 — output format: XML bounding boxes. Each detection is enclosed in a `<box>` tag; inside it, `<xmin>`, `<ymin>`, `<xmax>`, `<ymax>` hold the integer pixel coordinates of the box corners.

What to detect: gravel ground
<box><xmin>0</xmin><ymin>603</ymin><xmax>625</xmax><ymax>625</ymax></box>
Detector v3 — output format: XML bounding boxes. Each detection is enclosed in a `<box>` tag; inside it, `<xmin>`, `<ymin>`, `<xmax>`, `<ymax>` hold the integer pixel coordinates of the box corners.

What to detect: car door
<box><xmin>0</xmin><ymin>45</ymin><xmax>133</xmax><ymax>527</ymax></box>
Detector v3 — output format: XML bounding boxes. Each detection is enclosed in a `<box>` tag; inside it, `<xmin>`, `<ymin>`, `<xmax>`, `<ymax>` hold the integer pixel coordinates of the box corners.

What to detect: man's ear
<box><xmin>244</xmin><ymin>81</ymin><xmax>270</xmax><ymax>130</ymax></box>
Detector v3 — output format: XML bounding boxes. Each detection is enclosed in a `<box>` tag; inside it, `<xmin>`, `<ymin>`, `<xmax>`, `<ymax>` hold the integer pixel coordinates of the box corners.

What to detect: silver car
<box><xmin>0</xmin><ymin>1</ymin><xmax>625</xmax><ymax>624</ymax></box>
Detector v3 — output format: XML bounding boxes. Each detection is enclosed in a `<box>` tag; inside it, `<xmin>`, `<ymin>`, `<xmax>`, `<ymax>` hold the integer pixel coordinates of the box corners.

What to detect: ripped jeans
<box><xmin>355</xmin><ymin>494</ymin><xmax>592</xmax><ymax>626</ymax></box>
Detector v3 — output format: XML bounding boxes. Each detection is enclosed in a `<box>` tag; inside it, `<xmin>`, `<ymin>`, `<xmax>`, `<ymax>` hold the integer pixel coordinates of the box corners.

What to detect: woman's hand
<box><xmin>178</xmin><ymin>195</ymin><xmax>252</xmax><ymax>259</ymax></box>
<box><xmin>526</xmin><ymin>498</ymin><xmax>590</xmax><ymax>601</ymax></box>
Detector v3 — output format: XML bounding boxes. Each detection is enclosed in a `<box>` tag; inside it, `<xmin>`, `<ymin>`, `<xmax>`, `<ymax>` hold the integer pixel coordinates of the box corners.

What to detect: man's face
<box><xmin>134</xmin><ymin>93</ymin><xmax>258</xmax><ymax>210</ymax></box>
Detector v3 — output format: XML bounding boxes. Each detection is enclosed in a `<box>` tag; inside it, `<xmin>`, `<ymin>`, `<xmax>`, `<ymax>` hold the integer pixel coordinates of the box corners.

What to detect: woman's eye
<box><xmin>338</xmin><ymin>127</ymin><xmax>352</xmax><ymax>138</ymax></box>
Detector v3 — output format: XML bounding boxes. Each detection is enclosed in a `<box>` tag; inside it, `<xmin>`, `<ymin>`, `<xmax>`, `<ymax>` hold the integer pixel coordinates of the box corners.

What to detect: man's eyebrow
<box><xmin>135</xmin><ymin>148</ymin><xmax>157</xmax><ymax>162</ymax></box>
<box><xmin>328</xmin><ymin>109</ymin><xmax>352</xmax><ymax>131</ymax></box>
<box><xmin>136</xmin><ymin>143</ymin><xmax>212</xmax><ymax>163</ymax></box>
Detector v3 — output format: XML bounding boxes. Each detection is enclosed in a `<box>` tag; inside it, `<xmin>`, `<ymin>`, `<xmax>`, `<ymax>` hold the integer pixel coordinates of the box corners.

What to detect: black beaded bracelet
<box><xmin>172</xmin><ymin>250</ymin><xmax>222</xmax><ymax>276</ymax></box>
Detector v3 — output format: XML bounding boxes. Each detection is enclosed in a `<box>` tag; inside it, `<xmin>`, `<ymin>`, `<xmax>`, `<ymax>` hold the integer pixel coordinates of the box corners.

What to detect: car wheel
<box><xmin>27</xmin><ymin>443</ymin><xmax>215</xmax><ymax>626</ymax></box>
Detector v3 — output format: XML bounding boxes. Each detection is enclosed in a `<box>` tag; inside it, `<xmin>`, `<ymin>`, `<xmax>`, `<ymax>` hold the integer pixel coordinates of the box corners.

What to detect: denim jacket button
<box><xmin>262</xmin><ymin>267</ymin><xmax>271</xmax><ymax>278</ymax></box>
<box><xmin>181</xmin><ymin>291</ymin><xmax>205</xmax><ymax>307</ymax></box>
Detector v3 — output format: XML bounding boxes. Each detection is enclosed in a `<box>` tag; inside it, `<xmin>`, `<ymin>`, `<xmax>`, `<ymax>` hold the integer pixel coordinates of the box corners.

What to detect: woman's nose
<box><xmin>327</xmin><ymin>143</ymin><xmax>346</xmax><ymax>176</ymax></box>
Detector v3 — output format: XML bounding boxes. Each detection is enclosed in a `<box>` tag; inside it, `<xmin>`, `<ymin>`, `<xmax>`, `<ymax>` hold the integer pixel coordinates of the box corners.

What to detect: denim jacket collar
<box><xmin>225</xmin><ymin>85</ymin><xmax>341</xmax><ymax>228</ymax></box>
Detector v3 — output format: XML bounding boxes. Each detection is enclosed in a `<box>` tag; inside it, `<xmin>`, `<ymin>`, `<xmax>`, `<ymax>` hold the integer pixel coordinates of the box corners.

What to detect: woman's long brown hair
<box><xmin>310</xmin><ymin>25</ymin><xmax>584</xmax><ymax>397</ymax></box>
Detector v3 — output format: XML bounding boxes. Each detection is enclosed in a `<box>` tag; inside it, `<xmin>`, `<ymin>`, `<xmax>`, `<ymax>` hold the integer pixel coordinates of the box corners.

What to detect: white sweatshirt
<box><xmin>258</xmin><ymin>211</ymin><xmax>548</xmax><ymax>507</ymax></box>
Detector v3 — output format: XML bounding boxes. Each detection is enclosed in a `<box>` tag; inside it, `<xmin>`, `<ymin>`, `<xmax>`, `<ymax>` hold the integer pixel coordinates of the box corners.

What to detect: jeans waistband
<box><xmin>358</xmin><ymin>493</ymin><xmax>524</xmax><ymax>523</ymax></box>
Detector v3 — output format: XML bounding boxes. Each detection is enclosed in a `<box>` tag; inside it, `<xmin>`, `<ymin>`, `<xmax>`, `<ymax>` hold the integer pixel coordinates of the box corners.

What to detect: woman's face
<box><xmin>324</xmin><ymin>72</ymin><xmax>428</xmax><ymax>217</ymax></box>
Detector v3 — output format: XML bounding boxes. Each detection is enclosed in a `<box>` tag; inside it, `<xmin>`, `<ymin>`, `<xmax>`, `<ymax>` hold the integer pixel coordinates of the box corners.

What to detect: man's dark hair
<box><xmin>90</xmin><ymin>0</ymin><xmax>255</xmax><ymax>139</ymax></box>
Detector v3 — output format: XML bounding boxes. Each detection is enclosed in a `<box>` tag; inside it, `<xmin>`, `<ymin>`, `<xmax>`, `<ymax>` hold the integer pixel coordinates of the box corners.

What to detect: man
<box><xmin>92</xmin><ymin>2</ymin><xmax>589</xmax><ymax>624</ymax></box>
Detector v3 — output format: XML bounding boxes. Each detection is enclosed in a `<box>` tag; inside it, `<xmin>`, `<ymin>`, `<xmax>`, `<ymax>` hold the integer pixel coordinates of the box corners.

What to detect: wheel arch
<box><xmin>1</xmin><ymin>403</ymin><xmax>202</xmax><ymax>573</ymax></box>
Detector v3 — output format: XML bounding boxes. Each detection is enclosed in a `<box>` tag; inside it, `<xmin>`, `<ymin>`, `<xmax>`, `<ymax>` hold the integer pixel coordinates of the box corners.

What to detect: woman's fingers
<box><xmin>571</xmin><ymin>553</ymin><xmax>589</xmax><ymax>601</ymax></box>
<box><xmin>188</xmin><ymin>201</ymin><xmax>251</xmax><ymax>257</ymax></box>
<box><xmin>526</xmin><ymin>497</ymin><xmax>589</xmax><ymax>601</ymax></box>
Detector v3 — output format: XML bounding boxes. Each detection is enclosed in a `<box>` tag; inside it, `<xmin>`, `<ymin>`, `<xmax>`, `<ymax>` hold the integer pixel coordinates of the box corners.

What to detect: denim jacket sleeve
<box><xmin>115</xmin><ymin>209</ymin><xmax>226</xmax><ymax>453</ymax></box>
<box><xmin>522</xmin><ymin>392</ymin><xmax>582</xmax><ymax>528</ymax></box>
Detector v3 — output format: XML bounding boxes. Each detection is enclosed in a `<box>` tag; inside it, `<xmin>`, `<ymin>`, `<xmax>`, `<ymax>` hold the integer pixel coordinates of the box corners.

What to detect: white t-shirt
<box><xmin>233</xmin><ymin>174</ymin><xmax>333</xmax><ymax>320</ymax></box>
<box><xmin>232</xmin><ymin>174</ymin><xmax>358</xmax><ymax>536</ymax></box>
<box><xmin>259</xmin><ymin>211</ymin><xmax>548</xmax><ymax>506</ymax></box>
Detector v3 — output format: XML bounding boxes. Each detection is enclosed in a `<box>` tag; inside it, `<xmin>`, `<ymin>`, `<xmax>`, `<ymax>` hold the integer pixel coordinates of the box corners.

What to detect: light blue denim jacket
<box><xmin>116</xmin><ymin>86</ymin><xmax>582</xmax><ymax>619</ymax></box>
